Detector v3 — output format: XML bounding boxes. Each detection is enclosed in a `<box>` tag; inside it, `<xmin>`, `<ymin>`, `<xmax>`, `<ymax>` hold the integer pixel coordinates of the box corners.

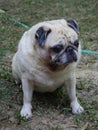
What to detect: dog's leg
<box><xmin>65</xmin><ymin>75</ymin><xmax>84</xmax><ymax>114</ymax></box>
<box><xmin>20</xmin><ymin>78</ymin><xmax>33</xmax><ymax>118</ymax></box>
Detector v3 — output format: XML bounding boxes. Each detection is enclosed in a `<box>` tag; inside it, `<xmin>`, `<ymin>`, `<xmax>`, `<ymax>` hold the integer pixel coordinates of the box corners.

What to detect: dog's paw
<box><xmin>71</xmin><ymin>100</ymin><xmax>84</xmax><ymax>114</ymax></box>
<box><xmin>20</xmin><ymin>104</ymin><xmax>32</xmax><ymax>119</ymax></box>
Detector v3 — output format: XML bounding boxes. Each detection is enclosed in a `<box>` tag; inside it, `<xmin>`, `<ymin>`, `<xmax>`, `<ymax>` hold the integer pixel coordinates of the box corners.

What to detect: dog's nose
<box><xmin>66</xmin><ymin>46</ymin><xmax>77</xmax><ymax>62</ymax></box>
<box><xmin>66</xmin><ymin>46</ymin><xmax>73</xmax><ymax>53</ymax></box>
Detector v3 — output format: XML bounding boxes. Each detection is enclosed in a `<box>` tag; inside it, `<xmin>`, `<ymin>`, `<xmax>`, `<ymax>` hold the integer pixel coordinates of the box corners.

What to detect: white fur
<box><xmin>71</xmin><ymin>99</ymin><xmax>84</xmax><ymax>114</ymax></box>
<box><xmin>12</xmin><ymin>19</ymin><xmax>84</xmax><ymax>118</ymax></box>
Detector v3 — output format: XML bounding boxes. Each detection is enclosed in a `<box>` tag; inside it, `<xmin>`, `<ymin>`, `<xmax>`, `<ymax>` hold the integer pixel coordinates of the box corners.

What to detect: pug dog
<box><xmin>12</xmin><ymin>19</ymin><xmax>84</xmax><ymax>118</ymax></box>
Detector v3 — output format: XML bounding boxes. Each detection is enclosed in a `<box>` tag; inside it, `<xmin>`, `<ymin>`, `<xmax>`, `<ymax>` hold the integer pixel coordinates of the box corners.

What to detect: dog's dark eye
<box><xmin>52</xmin><ymin>44</ymin><xmax>64</xmax><ymax>53</ymax></box>
<box><xmin>74</xmin><ymin>39</ymin><xmax>79</xmax><ymax>47</ymax></box>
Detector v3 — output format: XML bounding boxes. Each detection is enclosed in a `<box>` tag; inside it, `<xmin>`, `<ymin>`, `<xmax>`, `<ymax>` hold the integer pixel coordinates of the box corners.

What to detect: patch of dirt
<box><xmin>0</xmin><ymin>112</ymin><xmax>79</xmax><ymax>130</ymax></box>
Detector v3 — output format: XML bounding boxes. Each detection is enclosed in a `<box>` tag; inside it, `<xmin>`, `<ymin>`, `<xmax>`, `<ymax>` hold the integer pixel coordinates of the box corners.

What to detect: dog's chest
<box><xmin>29</xmin><ymin>68</ymin><xmax>65</xmax><ymax>92</ymax></box>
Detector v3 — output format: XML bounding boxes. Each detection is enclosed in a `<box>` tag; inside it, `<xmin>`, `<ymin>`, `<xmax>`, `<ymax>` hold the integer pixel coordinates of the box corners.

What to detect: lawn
<box><xmin>0</xmin><ymin>0</ymin><xmax>98</xmax><ymax>130</ymax></box>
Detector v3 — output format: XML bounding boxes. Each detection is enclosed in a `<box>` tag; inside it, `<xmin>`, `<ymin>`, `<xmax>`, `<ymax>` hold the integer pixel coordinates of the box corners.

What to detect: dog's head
<box><xmin>34</xmin><ymin>19</ymin><xmax>81</xmax><ymax>71</ymax></box>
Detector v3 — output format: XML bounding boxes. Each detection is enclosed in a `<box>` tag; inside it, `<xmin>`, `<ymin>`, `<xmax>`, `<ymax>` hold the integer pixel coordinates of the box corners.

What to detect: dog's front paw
<box><xmin>71</xmin><ymin>100</ymin><xmax>84</xmax><ymax>114</ymax></box>
<box><xmin>20</xmin><ymin>104</ymin><xmax>32</xmax><ymax>119</ymax></box>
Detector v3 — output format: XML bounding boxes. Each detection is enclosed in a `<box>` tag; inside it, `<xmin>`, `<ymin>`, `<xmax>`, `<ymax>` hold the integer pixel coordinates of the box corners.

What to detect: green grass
<box><xmin>0</xmin><ymin>0</ymin><xmax>98</xmax><ymax>129</ymax></box>
<box><xmin>52</xmin><ymin>124</ymin><xmax>61</xmax><ymax>130</ymax></box>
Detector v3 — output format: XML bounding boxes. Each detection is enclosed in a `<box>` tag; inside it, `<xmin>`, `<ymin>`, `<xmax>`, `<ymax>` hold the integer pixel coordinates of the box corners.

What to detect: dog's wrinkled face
<box><xmin>35</xmin><ymin>19</ymin><xmax>80</xmax><ymax>70</ymax></box>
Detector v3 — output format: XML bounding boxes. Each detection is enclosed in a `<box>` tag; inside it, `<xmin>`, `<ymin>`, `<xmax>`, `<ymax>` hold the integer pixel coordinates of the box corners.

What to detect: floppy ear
<box><xmin>67</xmin><ymin>19</ymin><xmax>79</xmax><ymax>34</ymax></box>
<box><xmin>35</xmin><ymin>26</ymin><xmax>51</xmax><ymax>47</ymax></box>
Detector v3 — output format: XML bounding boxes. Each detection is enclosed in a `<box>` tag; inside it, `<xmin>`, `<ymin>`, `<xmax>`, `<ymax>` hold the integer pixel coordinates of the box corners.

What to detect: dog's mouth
<box><xmin>57</xmin><ymin>46</ymin><xmax>77</xmax><ymax>63</ymax></box>
<box><xmin>49</xmin><ymin>46</ymin><xmax>78</xmax><ymax>71</ymax></box>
